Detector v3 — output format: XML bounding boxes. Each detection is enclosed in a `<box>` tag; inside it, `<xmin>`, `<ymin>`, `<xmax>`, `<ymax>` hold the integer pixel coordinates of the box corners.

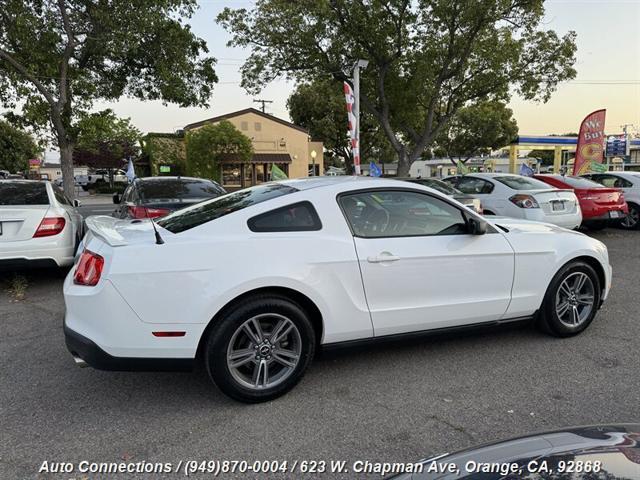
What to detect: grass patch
<box><xmin>6</xmin><ymin>274</ymin><xmax>28</xmax><ymax>301</ymax></box>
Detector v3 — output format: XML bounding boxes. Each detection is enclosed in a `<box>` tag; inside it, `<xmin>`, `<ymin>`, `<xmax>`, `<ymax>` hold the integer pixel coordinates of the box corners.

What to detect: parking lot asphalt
<box><xmin>1</xmin><ymin>229</ymin><xmax>639</xmax><ymax>479</ymax></box>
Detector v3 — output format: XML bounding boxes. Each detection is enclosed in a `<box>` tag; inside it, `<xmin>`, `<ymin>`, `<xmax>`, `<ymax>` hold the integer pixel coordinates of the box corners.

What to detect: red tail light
<box><xmin>33</xmin><ymin>217</ymin><xmax>66</xmax><ymax>237</ymax></box>
<box><xmin>128</xmin><ymin>206</ymin><xmax>170</xmax><ymax>219</ymax></box>
<box><xmin>73</xmin><ymin>250</ymin><xmax>104</xmax><ymax>286</ymax></box>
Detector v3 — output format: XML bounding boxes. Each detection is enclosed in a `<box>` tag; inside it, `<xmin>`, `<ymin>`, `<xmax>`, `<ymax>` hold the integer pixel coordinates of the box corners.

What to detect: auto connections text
<box><xmin>38</xmin><ymin>457</ymin><xmax>603</xmax><ymax>477</ymax></box>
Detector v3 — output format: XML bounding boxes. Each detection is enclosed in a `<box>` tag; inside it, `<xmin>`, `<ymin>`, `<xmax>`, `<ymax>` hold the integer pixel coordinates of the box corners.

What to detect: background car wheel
<box><xmin>205</xmin><ymin>295</ymin><xmax>316</xmax><ymax>403</ymax></box>
<box><xmin>619</xmin><ymin>203</ymin><xmax>640</xmax><ymax>230</ymax></box>
<box><xmin>537</xmin><ymin>261</ymin><xmax>601</xmax><ymax>337</ymax></box>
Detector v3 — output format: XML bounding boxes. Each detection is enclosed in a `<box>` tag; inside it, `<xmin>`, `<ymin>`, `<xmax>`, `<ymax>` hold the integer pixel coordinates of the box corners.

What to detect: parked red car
<box><xmin>534</xmin><ymin>174</ymin><xmax>628</xmax><ymax>229</ymax></box>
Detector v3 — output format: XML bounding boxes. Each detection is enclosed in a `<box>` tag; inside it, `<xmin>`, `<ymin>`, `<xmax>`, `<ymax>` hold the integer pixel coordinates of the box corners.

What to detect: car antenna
<box><xmin>143</xmin><ymin>205</ymin><xmax>165</xmax><ymax>245</ymax></box>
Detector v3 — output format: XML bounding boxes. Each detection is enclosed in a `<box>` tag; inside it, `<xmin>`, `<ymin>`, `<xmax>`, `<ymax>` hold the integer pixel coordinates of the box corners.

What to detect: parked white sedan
<box><xmin>0</xmin><ymin>180</ymin><xmax>83</xmax><ymax>268</ymax></box>
<box><xmin>582</xmin><ymin>171</ymin><xmax>640</xmax><ymax>230</ymax></box>
<box><xmin>64</xmin><ymin>177</ymin><xmax>611</xmax><ymax>402</ymax></box>
<box><xmin>443</xmin><ymin>173</ymin><xmax>582</xmax><ymax>229</ymax></box>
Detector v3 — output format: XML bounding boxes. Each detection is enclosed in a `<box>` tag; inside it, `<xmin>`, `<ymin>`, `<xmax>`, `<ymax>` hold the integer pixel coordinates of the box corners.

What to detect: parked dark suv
<box><xmin>112</xmin><ymin>176</ymin><xmax>226</xmax><ymax>219</ymax></box>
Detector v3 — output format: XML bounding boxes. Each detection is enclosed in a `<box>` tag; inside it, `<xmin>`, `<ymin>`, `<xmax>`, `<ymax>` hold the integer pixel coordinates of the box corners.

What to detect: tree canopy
<box><xmin>73</xmin><ymin>110</ymin><xmax>141</xmax><ymax>169</ymax></box>
<box><xmin>0</xmin><ymin>0</ymin><xmax>218</xmax><ymax>196</ymax></box>
<box><xmin>0</xmin><ymin>119</ymin><xmax>39</xmax><ymax>173</ymax></box>
<box><xmin>185</xmin><ymin>121</ymin><xmax>253</xmax><ymax>181</ymax></box>
<box><xmin>435</xmin><ymin>100</ymin><xmax>518</xmax><ymax>164</ymax></box>
<box><xmin>219</xmin><ymin>0</ymin><xmax>577</xmax><ymax>176</ymax></box>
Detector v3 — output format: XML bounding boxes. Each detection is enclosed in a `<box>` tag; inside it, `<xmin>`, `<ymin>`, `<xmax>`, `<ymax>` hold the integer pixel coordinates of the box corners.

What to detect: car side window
<box><xmin>120</xmin><ymin>185</ymin><xmax>132</xmax><ymax>203</ymax></box>
<box><xmin>52</xmin><ymin>185</ymin><xmax>70</xmax><ymax>205</ymax></box>
<box><xmin>597</xmin><ymin>175</ymin><xmax>632</xmax><ymax>188</ymax></box>
<box><xmin>339</xmin><ymin>190</ymin><xmax>469</xmax><ymax>238</ymax></box>
<box><xmin>248</xmin><ymin>201</ymin><xmax>322</xmax><ymax>232</ymax></box>
<box><xmin>455</xmin><ymin>177</ymin><xmax>494</xmax><ymax>194</ymax></box>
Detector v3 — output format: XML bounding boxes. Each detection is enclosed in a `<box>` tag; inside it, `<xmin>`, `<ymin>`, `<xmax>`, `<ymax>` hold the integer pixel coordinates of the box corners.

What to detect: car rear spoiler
<box><xmin>84</xmin><ymin>216</ymin><xmax>128</xmax><ymax>246</ymax></box>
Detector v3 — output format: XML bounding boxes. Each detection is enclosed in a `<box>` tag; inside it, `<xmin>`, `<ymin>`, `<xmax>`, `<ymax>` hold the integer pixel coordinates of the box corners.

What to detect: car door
<box><xmin>454</xmin><ymin>177</ymin><xmax>500</xmax><ymax>214</ymax></box>
<box><xmin>339</xmin><ymin>188</ymin><xmax>515</xmax><ymax>337</ymax></box>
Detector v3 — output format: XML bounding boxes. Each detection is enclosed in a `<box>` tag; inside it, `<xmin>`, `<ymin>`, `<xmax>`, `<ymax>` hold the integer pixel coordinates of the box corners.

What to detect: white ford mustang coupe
<box><xmin>64</xmin><ymin>177</ymin><xmax>612</xmax><ymax>402</ymax></box>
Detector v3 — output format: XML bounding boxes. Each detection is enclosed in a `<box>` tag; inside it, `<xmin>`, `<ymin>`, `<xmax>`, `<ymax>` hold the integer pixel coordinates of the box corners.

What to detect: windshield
<box><xmin>0</xmin><ymin>182</ymin><xmax>49</xmax><ymax>205</ymax></box>
<box><xmin>156</xmin><ymin>183</ymin><xmax>298</xmax><ymax>233</ymax></box>
<box><xmin>409</xmin><ymin>178</ymin><xmax>461</xmax><ymax>195</ymax></box>
<box><xmin>139</xmin><ymin>179</ymin><xmax>225</xmax><ymax>203</ymax></box>
<box><xmin>494</xmin><ymin>176</ymin><xmax>551</xmax><ymax>190</ymax></box>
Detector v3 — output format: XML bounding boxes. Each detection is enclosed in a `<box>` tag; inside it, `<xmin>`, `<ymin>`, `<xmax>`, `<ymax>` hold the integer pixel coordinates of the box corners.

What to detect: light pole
<box><xmin>352</xmin><ymin>59</ymin><xmax>369</xmax><ymax>175</ymax></box>
<box><xmin>310</xmin><ymin>150</ymin><xmax>317</xmax><ymax>176</ymax></box>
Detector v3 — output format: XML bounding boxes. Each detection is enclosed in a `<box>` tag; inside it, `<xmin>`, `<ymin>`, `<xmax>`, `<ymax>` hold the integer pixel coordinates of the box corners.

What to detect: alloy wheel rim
<box><xmin>555</xmin><ymin>272</ymin><xmax>595</xmax><ymax>328</ymax></box>
<box><xmin>226</xmin><ymin>313</ymin><xmax>302</xmax><ymax>390</ymax></box>
<box><xmin>621</xmin><ymin>206</ymin><xmax>639</xmax><ymax>228</ymax></box>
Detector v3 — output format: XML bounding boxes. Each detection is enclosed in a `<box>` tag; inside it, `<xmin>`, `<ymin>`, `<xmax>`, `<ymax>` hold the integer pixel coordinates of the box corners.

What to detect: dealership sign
<box><xmin>605</xmin><ymin>134</ymin><xmax>630</xmax><ymax>158</ymax></box>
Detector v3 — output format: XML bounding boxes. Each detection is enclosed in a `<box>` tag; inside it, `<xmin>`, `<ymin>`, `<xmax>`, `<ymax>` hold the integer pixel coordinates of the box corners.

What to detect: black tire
<box><xmin>205</xmin><ymin>294</ymin><xmax>316</xmax><ymax>403</ymax></box>
<box><xmin>483</xmin><ymin>210</ymin><xmax>496</xmax><ymax>216</ymax></box>
<box><xmin>619</xmin><ymin>202</ymin><xmax>640</xmax><ymax>230</ymax></box>
<box><xmin>537</xmin><ymin>261</ymin><xmax>601</xmax><ymax>337</ymax></box>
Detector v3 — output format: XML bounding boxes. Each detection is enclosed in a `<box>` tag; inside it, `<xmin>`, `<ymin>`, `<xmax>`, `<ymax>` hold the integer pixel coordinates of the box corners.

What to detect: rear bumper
<box><xmin>64</xmin><ymin>322</ymin><xmax>193</xmax><ymax>372</ymax></box>
<box><xmin>523</xmin><ymin>210</ymin><xmax>582</xmax><ymax>229</ymax></box>
<box><xmin>0</xmin><ymin>239</ymin><xmax>75</xmax><ymax>268</ymax></box>
<box><xmin>582</xmin><ymin>210</ymin><xmax>627</xmax><ymax>223</ymax></box>
<box><xmin>0</xmin><ymin>257</ymin><xmax>61</xmax><ymax>270</ymax></box>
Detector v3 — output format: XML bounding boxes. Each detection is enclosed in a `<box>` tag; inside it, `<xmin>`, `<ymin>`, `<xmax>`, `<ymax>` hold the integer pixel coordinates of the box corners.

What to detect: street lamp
<box><xmin>310</xmin><ymin>150</ymin><xmax>317</xmax><ymax>176</ymax></box>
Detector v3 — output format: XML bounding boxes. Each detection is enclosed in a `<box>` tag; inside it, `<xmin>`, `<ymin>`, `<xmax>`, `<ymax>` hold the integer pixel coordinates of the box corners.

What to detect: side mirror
<box><xmin>73</xmin><ymin>199</ymin><xmax>81</xmax><ymax>207</ymax></box>
<box><xmin>468</xmin><ymin>217</ymin><xmax>488</xmax><ymax>235</ymax></box>
<box><xmin>112</xmin><ymin>193</ymin><xmax>120</xmax><ymax>204</ymax></box>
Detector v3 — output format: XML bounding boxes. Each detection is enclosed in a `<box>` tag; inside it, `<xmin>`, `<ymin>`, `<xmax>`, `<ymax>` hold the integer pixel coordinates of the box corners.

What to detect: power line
<box><xmin>253</xmin><ymin>98</ymin><xmax>273</xmax><ymax>112</ymax></box>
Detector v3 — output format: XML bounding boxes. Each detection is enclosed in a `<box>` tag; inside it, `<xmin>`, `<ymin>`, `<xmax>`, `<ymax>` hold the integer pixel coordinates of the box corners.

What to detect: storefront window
<box><xmin>243</xmin><ymin>164</ymin><xmax>253</xmax><ymax>188</ymax></box>
<box><xmin>256</xmin><ymin>164</ymin><xmax>265</xmax><ymax>184</ymax></box>
<box><xmin>222</xmin><ymin>164</ymin><xmax>241</xmax><ymax>188</ymax></box>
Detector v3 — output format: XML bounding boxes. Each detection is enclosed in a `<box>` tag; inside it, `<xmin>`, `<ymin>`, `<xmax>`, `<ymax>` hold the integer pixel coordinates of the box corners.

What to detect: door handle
<box><xmin>367</xmin><ymin>252</ymin><xmax>400</xmax><ymax>263</ymax></box>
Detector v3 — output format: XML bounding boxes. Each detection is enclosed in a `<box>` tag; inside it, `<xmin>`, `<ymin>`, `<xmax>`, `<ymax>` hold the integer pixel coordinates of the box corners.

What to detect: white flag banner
<box><xmin>344</xmin><ymin>82</ymin><xmax>360</xmax><ymax>175</ymax></box>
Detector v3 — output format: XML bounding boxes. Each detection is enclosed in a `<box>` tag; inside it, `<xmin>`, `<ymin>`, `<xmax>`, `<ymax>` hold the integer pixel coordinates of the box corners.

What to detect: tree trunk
<box><xmin>60</xmin><ymin>142</ymin><xmax>75</xmax><ymax>199</ymax></box>
<box><xmin>396</xmin><ymin>147</ymin><xmax>410</xmax><ymax>177</ymax></box>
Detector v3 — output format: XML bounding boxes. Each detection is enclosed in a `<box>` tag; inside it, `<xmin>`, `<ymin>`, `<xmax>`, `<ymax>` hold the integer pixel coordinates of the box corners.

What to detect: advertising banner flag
<box><xmin>573</xmin><ymin>109</ymin><xmax>606</xmax><ymax>176</ymax></box>
<box><xmin>344</xmin><ymin>82</ymin><xmax>360</xmax><ymax>175</ymax></box>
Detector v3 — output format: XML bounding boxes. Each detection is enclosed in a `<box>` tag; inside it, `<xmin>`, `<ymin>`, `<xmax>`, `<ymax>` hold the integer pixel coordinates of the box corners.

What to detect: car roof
<box><xmin>134</xmin><ymin>176</ymin><xmax>213</xmax><ymax>183</ymax></box>
<box><xmin>279</xmin><ymin>175</ymin><xmax>404</xmax><ymax>191</ymax></box>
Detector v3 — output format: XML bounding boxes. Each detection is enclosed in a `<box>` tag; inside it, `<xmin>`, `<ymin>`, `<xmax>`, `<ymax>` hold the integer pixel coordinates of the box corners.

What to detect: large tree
<box><xmin>436</xmin><ymin>100</ymin><xmax>518</xmax><ymax>165</ymax></box>
<box><xmin>219</xmin><ymin>0</ymin><xmax>577</xmax><ymax>176</ymax></box>
<box><xmin>73</xmin><ymin>109</ymin><xmax>141</xmax><ymax>170</ymax></box>
<box><xmin>0</xmin><ymin>119</ymin><xmax>39</xmax><ymax>173</ymax></box>
<box><xmin>0</xmin><ymin>0</ymin><xmax>217</xmax><ymax>197</ymax></box>
<box><xmin>287</xmin><ymin>78</ymin><xmax>395</xmax><ymax>171</ymax></box>
<box><xmin>185</xmin><ymin>121</ymin><xmax>253</xmax><ymax>181</ymax></box>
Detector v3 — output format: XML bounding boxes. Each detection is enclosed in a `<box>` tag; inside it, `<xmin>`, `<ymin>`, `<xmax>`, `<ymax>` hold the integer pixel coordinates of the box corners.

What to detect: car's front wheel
<box><xmin>205</xmin><ymin>295</ymin><xmax>316</xmax><ymax>403</ymax></box>
<box><xmin>538</xmin><ymin>261</ymin><xmax>601</xmax><ymax>337</ymax></box>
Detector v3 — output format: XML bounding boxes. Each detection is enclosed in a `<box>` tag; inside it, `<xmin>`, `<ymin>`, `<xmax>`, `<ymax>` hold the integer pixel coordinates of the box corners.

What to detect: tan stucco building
<box><xmin>184</xmin><ymin>108</ymin><xmax>324</xmax><ymax>191</ymax></box>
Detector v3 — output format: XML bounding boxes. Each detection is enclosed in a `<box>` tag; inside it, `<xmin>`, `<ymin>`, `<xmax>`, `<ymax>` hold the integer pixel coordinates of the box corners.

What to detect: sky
<box><xmin>31</xmin><ymin>0</ymin><xmax>640</xmax><ymax>158</ymax></box>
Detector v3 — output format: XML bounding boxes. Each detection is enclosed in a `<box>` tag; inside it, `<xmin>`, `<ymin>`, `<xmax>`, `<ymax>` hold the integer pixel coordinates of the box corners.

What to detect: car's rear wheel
<box><xmin>619</xmin><ymin>203</ymin><xmax>640</xmax><ymax>230</ymax></box>
<box><xmin>205</xmin><ymin>295</ymin><xmax>315</xmax><ymax>403</ymax></box>
<box><xmin>538</xmin><ymin>261</ymin><xmax>601</xmax><ymax>337</ymax></box>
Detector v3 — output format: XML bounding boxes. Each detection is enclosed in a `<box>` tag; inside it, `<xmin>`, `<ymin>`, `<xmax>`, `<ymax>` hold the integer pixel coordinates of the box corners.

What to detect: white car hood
<box><xmin>490</xmin><ymin>216</ymin><xmax>577</xmax><ymax>235</ymax></box>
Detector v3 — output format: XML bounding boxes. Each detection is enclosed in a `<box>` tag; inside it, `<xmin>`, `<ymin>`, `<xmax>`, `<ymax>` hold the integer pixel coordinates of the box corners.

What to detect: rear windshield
<box><xmin>560</xmin><ymin>176</ymin><xmax>604</xmax><ymax>189</ymax></box>
<box><xmin>409</xmin><ymin>178</ymin><xmax>460</xmax><ymax>195</ymax></box>
<box><xmin>157</xmin><ymin>183</ymin><xmax>298</xmax><ymax>233</ymax></box>
<box><xmin>494</xmin><ymin>176</ymin><xmax>551</xmax><ymax>190</ymax></box>
<box><xmin>138</xmin><ymin>179</ymin><xmax>225</xmax><ymax>203</ymax></box>
<box><xmin>0</xmin><ymin>182</ymin><xmax>49</xmax><ymax>205</ymax></box>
